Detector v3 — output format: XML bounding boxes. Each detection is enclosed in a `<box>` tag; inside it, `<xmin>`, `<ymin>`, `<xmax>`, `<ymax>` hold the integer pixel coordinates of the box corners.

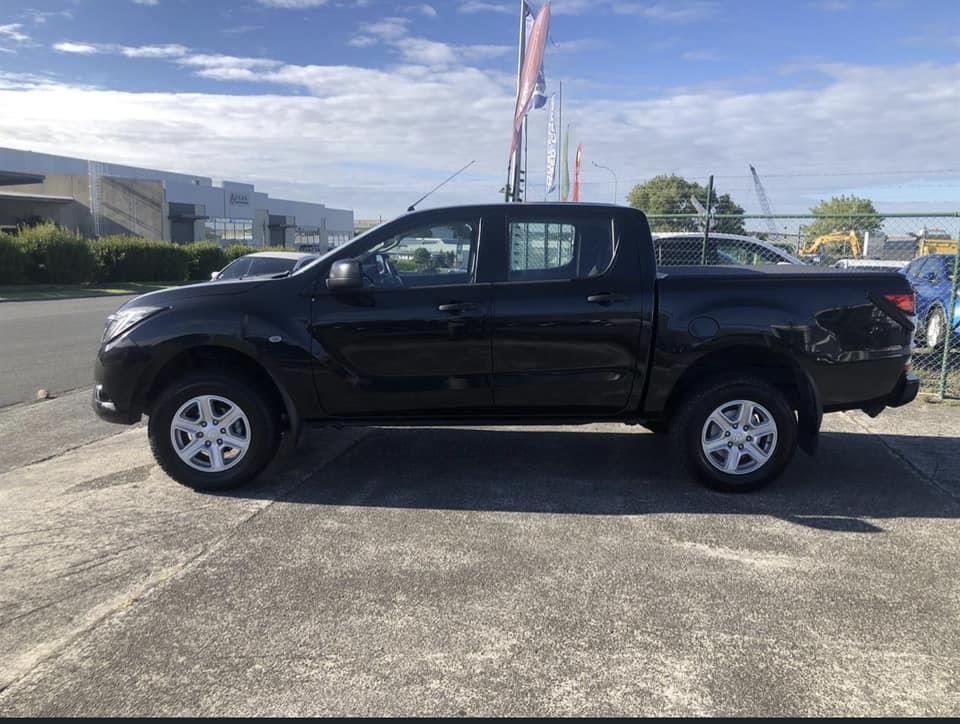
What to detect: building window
<box><xmin>205</xmin><ymin>218</ymin><xmax>254</xmax><ymax>245</ymax></box>
<box><xmin>294</xmin><ymin>226</ymin><xmax>322</xmax><ymax>251</ymax></box>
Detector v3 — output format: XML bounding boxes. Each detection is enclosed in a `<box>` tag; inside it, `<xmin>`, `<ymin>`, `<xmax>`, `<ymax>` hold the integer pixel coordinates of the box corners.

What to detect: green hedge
<box><xmin>0</xmin><ymin>225</ymin><xmax>294</xmax><ymax>285</ymax></box>
<box><xmin>13</xmin><ymin>223</ymin><xmax>97</xmax><ymax>284</ymax></box>
<box><xmin>185</xmin><ymin>242</ymin><xmax>227</xmax><ymax>280</ymax></box>
<box><xmin>0</xmin><ymin>233</ymin><xmax>27</xmax><ymax>284</ymax></box>
<box><xmin>89</xmin><ymin>236</ymin><xmax>191</xmax><ymax>283</ymax></box>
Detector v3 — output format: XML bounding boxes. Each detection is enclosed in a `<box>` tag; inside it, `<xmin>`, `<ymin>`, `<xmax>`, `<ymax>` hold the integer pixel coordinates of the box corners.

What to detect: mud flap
<box><xmin>795</xmin><ymin>368</ymin><xmax>822</xmax><ymax>455</ymax></box>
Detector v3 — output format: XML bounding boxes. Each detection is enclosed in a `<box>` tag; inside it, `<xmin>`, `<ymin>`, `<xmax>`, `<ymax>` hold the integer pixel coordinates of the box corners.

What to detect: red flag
<box><xmin>510</xmin><ymin>2</ymin><xmax>551</xmax><ymax>157</ymax></box>
<box><xmin>572</xmin><ymin>142</ymin><xmax>583</xmax><ymax>202</ymax></box>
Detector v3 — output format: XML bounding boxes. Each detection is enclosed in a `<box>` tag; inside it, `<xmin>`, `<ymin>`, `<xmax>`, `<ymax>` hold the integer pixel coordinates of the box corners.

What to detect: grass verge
<box><xmin>0</xmin><ymin>281</ymin><xmax>190</xmax><ymax>302</ymax></box>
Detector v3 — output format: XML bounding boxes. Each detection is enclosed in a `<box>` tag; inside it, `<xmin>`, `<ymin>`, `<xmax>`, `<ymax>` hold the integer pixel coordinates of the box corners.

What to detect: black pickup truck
<box><xmin>93</xmin><ymin>204</ymin><xmax>918</xmax><ymax>492</ymax></box>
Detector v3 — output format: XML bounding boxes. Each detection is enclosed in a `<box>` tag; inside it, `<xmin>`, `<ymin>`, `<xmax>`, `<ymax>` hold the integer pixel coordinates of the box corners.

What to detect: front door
<box><xmin>310</xmin><ymin>211</ymin><xmax>493</xmax><ymax>416</ymax></box>
<box><xmin>491</xmin><ymin>208</ymin><xmax>646</xmax><ymax>414</ymax></box>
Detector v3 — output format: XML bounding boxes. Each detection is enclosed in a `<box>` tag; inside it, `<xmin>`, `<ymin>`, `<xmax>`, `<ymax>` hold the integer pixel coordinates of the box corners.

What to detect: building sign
<box><xmin>229</xmin><ymin>192</ymin><xmax>249</xmax><ymax>206</ymax></box>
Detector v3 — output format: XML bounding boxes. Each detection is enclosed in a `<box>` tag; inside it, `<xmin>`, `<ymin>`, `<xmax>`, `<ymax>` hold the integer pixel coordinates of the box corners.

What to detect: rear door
<box><xmin>489</xmin><ymin>207</ymin><xmax>646</xmax><ymax>414</ymax></box>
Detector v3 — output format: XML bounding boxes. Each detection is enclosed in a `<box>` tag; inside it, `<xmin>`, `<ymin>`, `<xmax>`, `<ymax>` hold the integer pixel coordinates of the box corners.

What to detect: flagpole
<box><xmin>509</xmin><ymin>0</ymin><xmax>527</xmax><ymax>202</ymax></box>
<box><xmin>557</xmin><ymin>80</ymin><xmax>562</xmax><ymax>200</ymax></box>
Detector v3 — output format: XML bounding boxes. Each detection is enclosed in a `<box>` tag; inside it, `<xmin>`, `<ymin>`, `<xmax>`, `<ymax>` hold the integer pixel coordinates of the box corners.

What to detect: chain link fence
<box><xmin>646</xmin><ymin>212</ymin><xmax>960</xmax><ymax>398</ymax></box>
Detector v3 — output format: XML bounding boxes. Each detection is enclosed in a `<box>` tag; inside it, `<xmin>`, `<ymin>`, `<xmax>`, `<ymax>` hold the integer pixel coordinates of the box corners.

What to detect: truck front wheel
<box><xmin>671</xmin><ymin>376</ymin><xmax>797</xmax><ymax>493</ymax></box>
<box><xmin>147</xmin><ymin>372</ymin><xmax>280</xmax><ymax>491</ymax></box>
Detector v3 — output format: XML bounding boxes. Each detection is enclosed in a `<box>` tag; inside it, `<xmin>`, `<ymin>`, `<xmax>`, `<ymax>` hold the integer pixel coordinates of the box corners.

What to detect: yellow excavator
<box><xmin>799</xmin><ymin>231</ymin><xmax>862</xmax><ymax>260</ymax></box>
<box><xmin>915</xmin><ymin>228</ymin><xmax>958</xmax><ymax>256</ymax></box>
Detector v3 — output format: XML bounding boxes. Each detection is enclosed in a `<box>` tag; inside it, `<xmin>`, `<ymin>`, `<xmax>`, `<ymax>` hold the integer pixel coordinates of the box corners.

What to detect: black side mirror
<box><xmin>327</xmin><ymin>259</ymin><xmax>363</xmax><ymax>291</ymax></box>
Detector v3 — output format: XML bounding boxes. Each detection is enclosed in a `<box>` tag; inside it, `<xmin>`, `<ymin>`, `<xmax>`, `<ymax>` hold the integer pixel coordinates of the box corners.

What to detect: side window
<box><xmin>716</xmin><ymin>240</ymin><xmax>780</xmax><ymax>266</ymax></box>
<box><xmin>507</xmin><ymin>218</ymin><xmax>615</xmax><ymax>281</ymax></box>
<box><xmin>357</xmin><ymin>218</ymin><xmax>478</xmax><ymax>289</ymax></box>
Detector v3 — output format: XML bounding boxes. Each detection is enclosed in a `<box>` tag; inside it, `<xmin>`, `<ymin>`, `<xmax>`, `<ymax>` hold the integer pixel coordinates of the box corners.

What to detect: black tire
<box><xmin>670</xmin><ymin>375</ymin><xmax>798</xmax><ymax>493</ymax></box>
<box><xmin>924</xmin><ymin>305</ymin><xmax>947</xmax><ymax>351</ymax></box>
<box><xmin>148</xmin><ymin>372</ymin><xmax>279</xmax><ymax>491</ymax></box>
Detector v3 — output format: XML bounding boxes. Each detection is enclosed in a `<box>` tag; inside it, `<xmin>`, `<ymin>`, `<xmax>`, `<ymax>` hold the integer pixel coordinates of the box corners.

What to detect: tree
<box><xmin>803</xmin><ymin>195</ymin><xmax>883</xmax><ymax>246</ymax></box>
<box><xmin>412</xmin><ymin>247</ymin><xmax>436</xmax><ymax>272</ymax></box>
<box><xmin>625</xmin><ymin>174</ymin><xmax>746</xmax><ymax>234</ymax></box>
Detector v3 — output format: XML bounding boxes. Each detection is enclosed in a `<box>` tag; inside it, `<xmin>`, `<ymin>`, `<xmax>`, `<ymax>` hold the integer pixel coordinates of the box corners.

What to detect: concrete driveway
<box><xmin>1</xmin><ymin>400</ymin><xmax>959</xmax><ymax>715</ymax></box>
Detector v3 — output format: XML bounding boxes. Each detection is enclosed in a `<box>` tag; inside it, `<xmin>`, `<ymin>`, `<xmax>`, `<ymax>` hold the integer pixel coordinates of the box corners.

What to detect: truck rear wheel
<box><xmin>148</xmin><ymin>372</ymin><xmax>280</xmax><ymax>491</ymax></box>
<box><xmin>671</xmin><ymin>376</ymin><xmax>797</xmax><ymax>493</ymax></box>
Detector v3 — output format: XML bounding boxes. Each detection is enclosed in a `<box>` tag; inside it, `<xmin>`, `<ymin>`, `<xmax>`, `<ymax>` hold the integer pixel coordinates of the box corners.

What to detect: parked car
<box><xmin>652</xmin><ymin>232</ymin><xmax>802</xmax><ymax>266</ymax></box>
<box><xmin>212</xmin><ymin>251</ymin><xmax>318</xmax><ymax>281</ymax></box>
<box><xmin>94</xmin><ymin>204</ymin><xmax>917</xmax><ymax>494</ymax></box>
<box><xmin>900</xmin><ymin>253</ymin><xmax>959</xmax><ymax>349</ymax></box>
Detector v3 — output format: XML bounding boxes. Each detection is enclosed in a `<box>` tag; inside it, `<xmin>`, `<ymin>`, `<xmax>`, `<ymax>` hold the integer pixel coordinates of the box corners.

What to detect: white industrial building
<box><xmin>0</xmin><ymin>147</ymin><xmax>353</xmax><ymax>251</ymax></box>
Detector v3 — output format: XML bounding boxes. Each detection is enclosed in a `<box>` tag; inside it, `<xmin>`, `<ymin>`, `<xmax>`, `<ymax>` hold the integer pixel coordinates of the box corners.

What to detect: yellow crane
<box><xmin>799</xmin><ymin>231</ymin><xmax>862</xmax><ymax>260</ymax></box>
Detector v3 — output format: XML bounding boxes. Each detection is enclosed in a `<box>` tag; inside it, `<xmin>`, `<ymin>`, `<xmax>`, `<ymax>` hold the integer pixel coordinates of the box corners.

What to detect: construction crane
<box><xmin>749</xmin><ymin>164</ymin><xmax>778</xmax><ymax>236</ymax></box>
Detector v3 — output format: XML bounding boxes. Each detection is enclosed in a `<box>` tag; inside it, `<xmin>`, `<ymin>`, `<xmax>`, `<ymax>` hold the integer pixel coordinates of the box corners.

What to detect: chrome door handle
<box><xmin>438</xmin><ymin>302</ymin><xmax>480</xmax><ymax>313</ymax></box>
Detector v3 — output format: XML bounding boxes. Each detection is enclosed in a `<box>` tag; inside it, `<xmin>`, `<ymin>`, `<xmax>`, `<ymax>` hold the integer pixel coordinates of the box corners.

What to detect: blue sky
<box><xmin>0</xmin><ymin>0</ymin><xmax>959</xmax><ymax>218</ymax></box>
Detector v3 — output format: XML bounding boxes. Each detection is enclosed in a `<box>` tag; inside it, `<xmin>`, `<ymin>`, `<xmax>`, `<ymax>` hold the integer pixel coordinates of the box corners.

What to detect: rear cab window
<box><xmin>506</xmin><ymin>216</ymin><xmax>616</xmax><ymax>282</ymax></box>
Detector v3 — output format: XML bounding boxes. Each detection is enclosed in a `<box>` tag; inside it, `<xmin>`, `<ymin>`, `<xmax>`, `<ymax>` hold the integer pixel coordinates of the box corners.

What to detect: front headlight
<box><xmin>102</xmin><ymin>306</ymin><xmax>167</xmax><ymax>344</ymax></box>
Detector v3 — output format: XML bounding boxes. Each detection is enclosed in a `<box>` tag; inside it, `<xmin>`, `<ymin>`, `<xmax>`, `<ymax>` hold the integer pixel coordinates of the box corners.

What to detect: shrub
<box><xmin>184</xmin><ymin>242</ymin><xmax>227</xmax><ymax>280</ymax></box>
<box><xmin>13</xmin><ymin>223</ymin><xmax>96</xmax><ymax>284</ymax></box>
<box><xmin>89</xmin><ymin>236</ymin><xmax>190</xmax><ymax>283</ymax></box>
<box><xmin>0</xmin><ymin>233</ymin><xmax>27</xmax><ymax>283</ymax></box>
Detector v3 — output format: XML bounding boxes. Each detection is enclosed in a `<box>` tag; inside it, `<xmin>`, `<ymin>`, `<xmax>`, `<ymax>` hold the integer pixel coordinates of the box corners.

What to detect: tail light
<box><xmin>883</xmin><ymin>292</ymin><xmax>915</xmax><ymax>316</ymax></box>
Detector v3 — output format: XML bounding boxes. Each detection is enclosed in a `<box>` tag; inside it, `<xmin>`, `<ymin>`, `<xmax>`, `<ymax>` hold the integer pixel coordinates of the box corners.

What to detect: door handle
<box><xmin>438</xmin><ymin>302</ymin><xmax>480</xmax><ymax>313</ymax></box>
<box><xmin>586</xmin><ymin>293</ymin><xmax>628</xmax><ymax>304</ymax></box>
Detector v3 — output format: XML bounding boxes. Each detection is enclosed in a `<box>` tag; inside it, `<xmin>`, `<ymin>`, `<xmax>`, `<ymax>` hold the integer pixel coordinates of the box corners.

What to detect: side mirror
<box><xmin>210</xmin><ymin>270</ymin><xmax>220</xmax><ymax>281</ymax></box>
<box><xmin>326</xmin><ymin>259</ymin><xmax>363</xmax><ymax>291</ymax></box>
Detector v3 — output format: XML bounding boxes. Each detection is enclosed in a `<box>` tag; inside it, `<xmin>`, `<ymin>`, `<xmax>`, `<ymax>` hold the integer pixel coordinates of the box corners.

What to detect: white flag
<box><xmin>545</xmin><ymin>93</ymin><xmax>558</xmax><ymax>194</ymax></box>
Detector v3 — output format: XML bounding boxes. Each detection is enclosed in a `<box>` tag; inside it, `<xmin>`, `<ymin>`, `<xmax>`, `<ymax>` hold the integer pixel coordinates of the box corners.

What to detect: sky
<box><xmin>0</xmin><ymin>0</ymin><xmax>959</xmax><ymax>220</ymax></box>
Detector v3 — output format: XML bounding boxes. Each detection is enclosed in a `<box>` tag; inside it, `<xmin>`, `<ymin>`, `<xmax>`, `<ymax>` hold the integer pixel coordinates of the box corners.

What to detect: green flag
<box><xmin>560</xmin><ymin>125</ymin><xmax>570</xmax><ymax>201</ymax></box>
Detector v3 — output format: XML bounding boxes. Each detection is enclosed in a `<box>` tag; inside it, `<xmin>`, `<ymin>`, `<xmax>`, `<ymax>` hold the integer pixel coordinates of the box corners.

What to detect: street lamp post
<box><xmin>592</xmin><ymin>161</ymin><xmax>618</xmax><ymax>204</ymax></box>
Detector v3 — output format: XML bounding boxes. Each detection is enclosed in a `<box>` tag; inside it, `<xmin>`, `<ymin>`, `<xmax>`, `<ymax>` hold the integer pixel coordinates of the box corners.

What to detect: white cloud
<box><xmin>22</xmin><ymin>10</ymin><xmax>74</xmax><ymax>24</ymax></box>
<box><xmin>53</xmin><ymin>41</ymin><xmax>100</xmax><ymax>54</ymax></box>
<box><xmin>348</xmin><ymin>35</ymin><xmax>377</xmax><ymax>47</ymax></box>
<box><xmin>54</xmin><ymin>41</ymin><xmax>189</xmax><ymax>58</ymax></box>
<box><xmin>402</xmin><ymin>3</ymin><xmax>438</xmax><ymax>17</ymax></box>
<box><xmin>122</xmin><ymin>44</ymin><xmax>189</xmax><ymax>58</ymax></box>
<box><xmin>0</xmin><ymin>23</ymin><xmax>30</xmax><ymax>45</ymax></box>
<box><xmin>459</xmin><ymin>0</ymin><xmax>714</xmax><ymax>19</ymax></box>
<box><xmin>2</xmin><ymin>58</ymin><xmax>958</xmax><ymax>217</ymax></box>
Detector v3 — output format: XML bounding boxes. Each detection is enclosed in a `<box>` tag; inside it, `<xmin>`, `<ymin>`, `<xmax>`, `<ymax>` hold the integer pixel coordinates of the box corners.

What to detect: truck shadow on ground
<box><xmin>232</xmin><ymin>427</ymin><xmax>960</xmax><ymax>533</ymax></box>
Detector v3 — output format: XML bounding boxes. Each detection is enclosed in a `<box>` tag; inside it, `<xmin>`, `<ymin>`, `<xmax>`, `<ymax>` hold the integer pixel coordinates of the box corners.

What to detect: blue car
<box><xmin>901</xmin><ymin>254</ymin><xmax>960</xmax><ymax>349</ymax></box>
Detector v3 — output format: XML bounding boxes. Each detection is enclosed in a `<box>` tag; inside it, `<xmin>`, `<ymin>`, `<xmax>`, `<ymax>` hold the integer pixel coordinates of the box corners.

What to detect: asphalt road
<box><xmin>0</xmin><ymin>296</ymin><xmax>134</xmax><ymax>408</ymax></box>
<box><xmin>1</xmin><ymin>400</ymin><xmax>959</xmax><ymax>716</ymax></box>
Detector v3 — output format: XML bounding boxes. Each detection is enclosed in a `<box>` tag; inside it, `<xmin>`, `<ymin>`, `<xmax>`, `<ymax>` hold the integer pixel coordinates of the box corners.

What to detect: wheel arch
<box><xmin>660</xmin><ymin>345</ymin><xmax>821</xmax><ymax>454</ymax></box>
<box><xmin>140</xmin><ymin>344</ymin><xmax>300</xmax><ymax>438</ymax></box>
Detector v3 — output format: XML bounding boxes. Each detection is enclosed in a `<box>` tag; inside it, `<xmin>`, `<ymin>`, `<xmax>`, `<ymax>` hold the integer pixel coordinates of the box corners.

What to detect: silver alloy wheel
<box><xmin>701</xmin><ymin>399</ymin><xmax>778</xmax><ymax>476</ymax></box>
<box><xmin>169</xmin><ymin>395</ymin><xmax>251</xmax><ymax>473</ymax></box>
<box><xmin>927</xmin><ymin>309</ymin><xmax>943</xmax><ymax>348</ymax></box>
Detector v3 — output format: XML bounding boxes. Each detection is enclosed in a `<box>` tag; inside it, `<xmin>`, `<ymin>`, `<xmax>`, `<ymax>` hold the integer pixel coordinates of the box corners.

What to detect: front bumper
<box><xmin>92</xmin><ymin>383</ymin><xmax>141</xmax><ymax>424</ymax></box>
<box><xmin>92</xmin><ymin>337</ymin><xmax>150</xmax><ymax>425</ymax></box>
<box><xmin>887</xmin><ymin>372</ymin><xmax>920</xmax><ymax>408</ymax></box>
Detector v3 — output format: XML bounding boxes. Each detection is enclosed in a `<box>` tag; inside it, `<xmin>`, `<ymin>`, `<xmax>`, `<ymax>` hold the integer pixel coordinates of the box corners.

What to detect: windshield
<box><xmin>245</xmin><ymin>257</ymin><xmax>299</xmax><ymax>277</ymax></box>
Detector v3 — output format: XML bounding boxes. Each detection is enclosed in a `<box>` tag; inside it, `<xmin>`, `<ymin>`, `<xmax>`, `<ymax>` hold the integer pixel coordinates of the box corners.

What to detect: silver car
<box><xmin>652</xmin><ymin>232</ymin><xmax>801</xmax><ymax>266</ymax></box>
<box><xmin>212</xmin><ymin>251</ymin><xmax>319</xmax><ymax>281</ymax></box>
